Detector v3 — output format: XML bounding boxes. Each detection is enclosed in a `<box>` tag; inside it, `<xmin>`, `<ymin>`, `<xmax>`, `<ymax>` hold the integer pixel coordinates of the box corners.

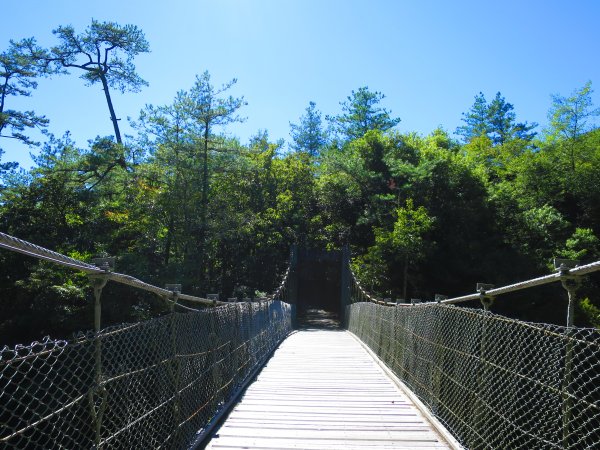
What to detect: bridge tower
<box><xmin>289</xmin><ymin>245</ymin><xmax>350</xmax><ymax>327</ymax></box>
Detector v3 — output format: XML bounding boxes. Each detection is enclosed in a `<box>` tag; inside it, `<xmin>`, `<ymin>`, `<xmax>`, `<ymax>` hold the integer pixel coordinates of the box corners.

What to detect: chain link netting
<box><xmin>346</xmin><ymin>300</ymin><xmax>600</xmax><ymax>449</ymax></box>
<box><xmin>1</xmin><ymin>300</ymin><xmax>292</xmax><ymax>449</ymax></box>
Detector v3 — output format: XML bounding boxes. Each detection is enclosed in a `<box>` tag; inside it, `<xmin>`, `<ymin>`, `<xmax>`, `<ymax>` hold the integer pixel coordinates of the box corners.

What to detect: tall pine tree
<box><xmin>328</xmin><ymin>87</ymin><xmax>400</xmax><ymax>141</ymax></box>
<box><xmin>289</xmin><ymin>101</ymin><xmax>328</xmax><ymax>157</ymax></box>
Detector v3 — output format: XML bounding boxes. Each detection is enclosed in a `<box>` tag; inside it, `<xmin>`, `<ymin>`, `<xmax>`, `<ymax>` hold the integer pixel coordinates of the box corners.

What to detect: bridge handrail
<box><xmin>441</xmin><ymin>260</ymin><xmax>600</xmax><ymax>305</ymax></box>
<box><xmin>0</xmin><ymin>231</ymin><xmax>226</xmax><ymax>308</ymax></box>
<box><xmin>270</xmin><ymin>266</ymin><xmax>290</xmax><ymax>301</ymax></box>
<box><xmin>349</xmin><ymin>269</ymin><xmax>406</xmax><ymax>306</ymax></box>
<box><xmin>0</xmin><ymin>231</ymin><xmax>294</xmax><ymax>449</ymax></box>
<box><xmin>349</xmin><ymin>257</ymin><xmax>600</xmax><ymax>308</ymax></box>
<box><xmin>346</xmin><ymin>258</ymin><xmax>600</xmax><ymax>449</ymax></box>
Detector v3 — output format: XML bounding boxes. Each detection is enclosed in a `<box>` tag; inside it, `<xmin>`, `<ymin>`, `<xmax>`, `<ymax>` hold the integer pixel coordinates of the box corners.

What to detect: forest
<box><xmin>1</xmin><ymin>21</ymin><xmax>599</xmax><ymax>345</ymax></box>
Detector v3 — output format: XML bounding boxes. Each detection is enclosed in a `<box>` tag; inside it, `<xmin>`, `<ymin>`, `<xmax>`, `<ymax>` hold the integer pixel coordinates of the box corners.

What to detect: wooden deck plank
<box><xmin>217</xmin><ymin>427</ymin><xmax>440</xmax><ymax>439</ymax></box>
<box><xmin>205</xmin><ymin>330</ymin><xmax>456</xmax><ymax>449</ymax></box>
<box><xmin>208</xmin><ymin>437</ymin><xmax>450</xmax><ymax>449</ymax></box>
<box><xmin>222</xmin><ymin>421</ymin><xmax>428</xmax><ymax>429</ymax></box>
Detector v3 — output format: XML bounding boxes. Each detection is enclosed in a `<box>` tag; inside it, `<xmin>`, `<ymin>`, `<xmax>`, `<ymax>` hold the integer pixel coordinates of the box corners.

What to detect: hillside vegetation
<box><xmin>1</xmin><ymin>22</ymin><xmax>599</xmax><ymax>344</ymax></box>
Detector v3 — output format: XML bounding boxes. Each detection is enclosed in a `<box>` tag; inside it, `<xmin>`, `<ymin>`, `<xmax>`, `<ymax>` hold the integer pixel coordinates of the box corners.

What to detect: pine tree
<box><xmin>328</xmin><ymin>87</ymin><xmax>400</xmax><ymax>141</ymax></box>
<box><xmin>289</xmin><ymin>101</ymin><xmax>328</xmax><ymax>157</ymax></box>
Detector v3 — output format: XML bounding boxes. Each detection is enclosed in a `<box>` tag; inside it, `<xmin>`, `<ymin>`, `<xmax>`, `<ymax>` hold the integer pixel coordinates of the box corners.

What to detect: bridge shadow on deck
<box><xmin>296</xmin><ymin>308</ymin><xmax>341</xmax><ymax>330</ymax></box>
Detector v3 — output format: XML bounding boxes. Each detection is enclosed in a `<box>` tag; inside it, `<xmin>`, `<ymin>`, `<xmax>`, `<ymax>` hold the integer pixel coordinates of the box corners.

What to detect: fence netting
<box><xmin>1</xmin><ymin>300</ymin><xmax>292</xmax><ymax>449</ymax></box>
<box><xmin>347</xmin><ymin>301</ymin><xmax>600</xmax><ymax>450</ymax></box>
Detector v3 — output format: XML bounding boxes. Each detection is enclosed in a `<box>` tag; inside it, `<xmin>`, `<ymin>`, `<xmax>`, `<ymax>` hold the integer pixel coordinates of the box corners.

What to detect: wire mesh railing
<box><xmin>1</xmin><ymin>301</ymin><xmax>292</xmax><ymax>449</ymax></box>
<box><xmin>0</xmin><ymin>232</ymin><xmax>293</xmax><ymax>449</ymax></box>
<box><xmin>346</xmin><ymin>262</ymin><xmax>600</xmax><ymax>449</ymax></box>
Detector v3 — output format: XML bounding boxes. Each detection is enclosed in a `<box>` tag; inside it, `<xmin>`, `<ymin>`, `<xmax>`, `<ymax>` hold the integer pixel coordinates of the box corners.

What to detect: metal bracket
<box><xmin>554</xmin><ymin>259</ymin><xmax>582</xmax><ymax>327</ymax></box>
<box><xmin>479</xmin><ymin>295</ymin><xmax>495</xmax><ymax>311</ymax></box>
<box><xmin>165</xmin><ymin>284</ymin><xmax>182</xmax><ymax>294</ymax></box>
<box><xmin>92</xmin><ymin>257</ymin><xmax>115</xmax><ymax>272</ymax></box>
<box><xmin>476</xmin><ymin>283</ymin><xmax>495</xmax><ymax>292</ymax></box>
<box><xmin>435</xmin><ymin>294</ymin><xmax>448</xmax><ymax>303</ymax></box>
<box><xmin>88</xmin><ymin>275</ymin><xmax>109</xmax><ymax>334</ymax></box>
<box><xmin>561</xmin><ymin>276</ymin><xmax>582</xmax><ymax>293</ymax></box>
<box><xmin>89</xmin><ymin>275</ymin><xmax>109</xmax><ymax>291</ymax></box>
<box><xmin>554</xmin><ymin>258</ymin><xmax>579</xmax><ymax>272</ymax></box>
<box><xmin>207</xmin><ymin>293</ymin><xmax>219</xmax><ymax>306</ymax></box>
<box><xmin>476</xmin><ymin>283</ymin><xmax>495</xmax><ymax>311</ymax></box>
<box><xmin>554</xmin><ymin>260</ymin><xmax>582</xmax><ymax>298</ymax></box>
<box><xmin>554</xmin><ymin>259</ymin><xmax>581</xmax><ymax>288</ymax></box>
<box><xmin>165</xmin><ymin>284</ymin><xmax>182</xmax><ymax>311</ymax></box>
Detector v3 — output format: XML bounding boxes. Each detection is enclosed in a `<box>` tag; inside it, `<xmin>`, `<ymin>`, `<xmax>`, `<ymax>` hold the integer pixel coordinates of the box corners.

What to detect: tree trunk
<box><xmin>0</xmin><ymin>77</ymin><xmax>8</xmax><ymax>135</ymax></box>
<box><xmin>202</xmin><ymin>124</ymin><xmax>209</xmax><ymax>214</ymax></box>
<box><xmin>100</xmin><ymin>74</ymin><xmax>122</xmax><ymax>144</ymax></box>
<box><xmin>164</xmin><ymin>213</ymin><xmax>174</xmax><ymax>266</ymax></box>
<box><xmin>402</xmin><ymin>254</ymin><xmax>408</xmax><ymax>302</ymax></box>
<box><xmin>195</xmin><ymin>122</ymin><xmax>210</xmax><ymax>287</ymax></box>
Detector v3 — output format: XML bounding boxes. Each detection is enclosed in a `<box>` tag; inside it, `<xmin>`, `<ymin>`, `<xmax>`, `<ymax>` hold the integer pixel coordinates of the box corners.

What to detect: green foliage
<box><xmin>521</xmin><ymin>205</ymin><xmax>569</xmax><ymax>261</ymax></box>
<box><xmin>187</xmin><ymin>71</ymin><xmax>246</xmax><ymax>130</ymax></box>
<box><xmin>130</xmin><ymin>72</ymin><xmax>246</xmax><ymax>292</ymax></box>
<box><xmin>546</xmin><ymin>81</ymin><xmax>599</xmax><ymax>143</ymax></box>
<box><xmin>6</xmin><ymin>262</ymin><xmax>90</xmax><ymax>342</ymax></box>
<box><xmin>0</xmin><ymin>37</ymin><xmax>51</xmax><ymax>148</ymax></box>
<box><xmin>544</xmin><ymin>81</ymin><xmax>600</xmax><ymax>174</ymax></box>
<box><xmin>559</xmin><ymin>228</ymin><xmax>600</xmax><ymax>261</ymax></box>
<box><xmin>456</xmin><ymin>92</ymin><xmax>488</xmax><ymax>142</ymax></box>
<box><xmin>1</xmin><ymin>44</ymin><xmax>600</xmax><ymax>345</ymax></box>
<box><xmin>389</xmin><ymin>199</ymin><xmax>434</xmax><ymax>256</ymax></box>
<box><xmin>579</xmin><ymin>298</ymin><xmax>600</xmax><ymax>329</ymax></box>
<box><xmin>363</xmin><ymin>199</ymin><xmax>434</xmax><ymax>299</ymax></box>
<box><xmin>289</xmin><ymin>101</ymin><xmax>328</xmax><ymax>157</ymax></box>
<box><xmin>48</xmin><ymin>20</ymin><xmax>150</xmax><ymax>144</ymax></box>
<box><xmin>457</xmin><ymin>91</ymin><xmax>536</xmax><ymax>145</ymax></box>
<box><xmin>49</xmin><ymin>20</ymin><xmax>149</xmax><ymax>93</ymax></box>
<box><xmin>327</xmin><ymin>87</ymin><xmax>400</xmax><ymax>141</ymax></box>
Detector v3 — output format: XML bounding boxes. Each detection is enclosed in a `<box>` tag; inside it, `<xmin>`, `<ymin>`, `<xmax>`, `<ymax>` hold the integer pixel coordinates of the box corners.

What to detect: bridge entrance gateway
<box><xmin>1</xmin><ymin>231</ymin><xmax>600</xmax><ymax>449</ymax></box>
<box><xmin>292</xmin><ymin>246</ymin><xmax>348</xmax><ymax>327</ymax></box>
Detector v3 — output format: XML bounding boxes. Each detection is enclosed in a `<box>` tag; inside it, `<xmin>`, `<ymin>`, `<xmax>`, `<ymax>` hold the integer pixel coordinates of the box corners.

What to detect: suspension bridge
<box><xmin>1</xmin><ymin>232</ymin><xmax>599</xmax><ymax>449</ymax></box>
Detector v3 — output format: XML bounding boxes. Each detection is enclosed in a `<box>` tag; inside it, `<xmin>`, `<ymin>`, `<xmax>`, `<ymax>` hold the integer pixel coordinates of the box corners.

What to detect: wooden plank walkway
<box><xmin>206</xmin><ymin>329</ymin><xmax>456</xmax><ymax>450</ymax></box>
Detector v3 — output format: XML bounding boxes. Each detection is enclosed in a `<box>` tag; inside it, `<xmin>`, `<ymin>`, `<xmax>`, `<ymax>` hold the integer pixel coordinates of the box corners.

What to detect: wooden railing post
<box><xmin>165</xmin><ymin>284</ymin><xmax>183</xmax><ymax>445</ymax></box>
<box><xmin>88</xmin><ymin>274</ymin><xmax>109</xmax><ymax>449</ymax></box>
<box><xmin>470</xmin><ymin>283</ymin><xmax>494</xmax><ymax>447</ymax></box>
<box><xmin>431</xmin><ymin>296</ymin><xmax>447</xmax><ymax>417</ymax></box>
<box><xmin>556</xmin><ymin>259</ymin><xmax>581</xmax><ymax>449</ymax></box>
<box><xmin>289</xmin><ymin>245</ymin><xmax>299</xmax><ymax>327</ymax></box>
<box><xmin>340</xmin><ymin>245</ymin><xmax>351</xmax><ymax>327</ymax></box>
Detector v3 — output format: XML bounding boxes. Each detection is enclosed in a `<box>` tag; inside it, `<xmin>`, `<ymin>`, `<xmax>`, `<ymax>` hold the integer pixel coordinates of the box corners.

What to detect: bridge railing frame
<box><xmin>349</xmin><ymin>257</ymin><xmax>600</xmax><ymax>323</ymax></box>
<box><xmin>346</xmin><ymin>258</ymin><xmax>600</xmax><ymax>449</ymax></box>
<box><xmin>0</xmin><ymin>231</ymin><xmax>229</xmax><ymax>311</ymax></box>
<box><xmin>0</xmin><ymin>231</ymin><xmax>294</xmax><ymax>449</ymax></box>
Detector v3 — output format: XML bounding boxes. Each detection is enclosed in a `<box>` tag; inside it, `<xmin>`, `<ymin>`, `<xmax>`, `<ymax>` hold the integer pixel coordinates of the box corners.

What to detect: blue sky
<box><xmin>1</xmin><ymin>0</ymin><xmax>599</xmax><ymax>168</ymax></box>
